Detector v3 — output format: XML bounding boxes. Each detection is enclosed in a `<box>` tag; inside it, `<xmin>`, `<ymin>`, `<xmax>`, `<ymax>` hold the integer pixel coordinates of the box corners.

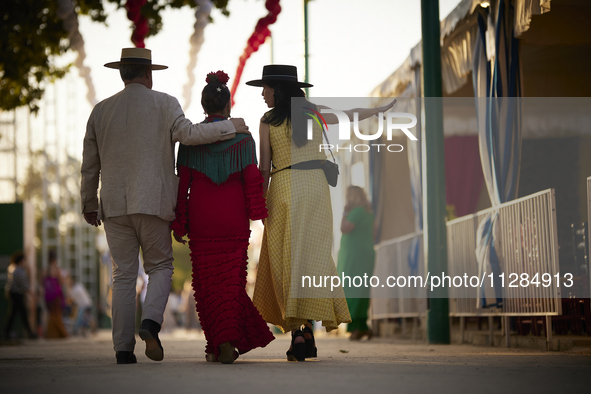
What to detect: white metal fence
<box><xmin>370</xmin><ymin>232</ymin><xmax>426</xmax><ymax>319</ymax></box>
<box><xmin>446</xmin><ymin>189</ymin><xmax>561</xmax><ymax>348</ymax></box>
<box><xmin>371</xmin><ymin>189</ymin><xmax>562</xmax><ymax>347</ymax></box>
<box><xmin>447</xmin><ymin>188</ymin><xmax>561</xmax><ymax>316</ymax></box>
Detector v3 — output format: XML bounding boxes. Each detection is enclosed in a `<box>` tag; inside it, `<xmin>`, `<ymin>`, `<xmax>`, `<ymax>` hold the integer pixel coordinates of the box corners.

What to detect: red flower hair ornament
<box><xmin>206</xmin><ymin>71</ymin><xmax>230</xmax><ymax>85</ymax></box>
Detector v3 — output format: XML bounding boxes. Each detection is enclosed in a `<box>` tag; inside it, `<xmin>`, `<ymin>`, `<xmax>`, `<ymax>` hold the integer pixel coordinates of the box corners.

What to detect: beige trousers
<box><xmin>104</xmin><ymin>214</ymin><xmax>174</xmax><ymax>352</ymax></box>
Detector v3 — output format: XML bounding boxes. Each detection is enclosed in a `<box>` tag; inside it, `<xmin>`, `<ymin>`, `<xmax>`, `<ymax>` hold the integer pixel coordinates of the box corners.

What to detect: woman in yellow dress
<box><xmin>247</xmin><ymin>65</ymin><xmax>394</xmax><ymax>361</ymax></box>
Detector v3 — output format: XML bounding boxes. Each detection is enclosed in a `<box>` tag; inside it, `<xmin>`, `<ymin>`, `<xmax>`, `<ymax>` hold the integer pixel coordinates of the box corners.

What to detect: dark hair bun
<box><xmin>202</xmin><ymin>71</ymin><xmax>231</xmax><ymax>115</ymax></box>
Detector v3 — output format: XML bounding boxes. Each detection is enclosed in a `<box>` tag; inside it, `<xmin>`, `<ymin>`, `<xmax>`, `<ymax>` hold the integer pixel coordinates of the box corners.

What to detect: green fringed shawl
<box><xmin>177</xmin><ymin>132</ymin><xmax>257</xmax><ymax>185</ymax></box>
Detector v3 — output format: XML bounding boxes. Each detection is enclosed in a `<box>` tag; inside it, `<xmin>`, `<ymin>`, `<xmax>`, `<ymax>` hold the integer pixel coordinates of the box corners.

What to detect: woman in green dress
<box><xmin>337</xmin><ymin>186</ymin><xmax>376</xmax><ymax>340</ymax></box>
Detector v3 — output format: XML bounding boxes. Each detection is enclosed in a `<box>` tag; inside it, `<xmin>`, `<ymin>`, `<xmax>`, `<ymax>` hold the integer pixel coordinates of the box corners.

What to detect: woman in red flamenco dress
<box><xmin>170</xmin><ymin>71</ymin><xmax>274</xmax><ymax>363</ymax></box>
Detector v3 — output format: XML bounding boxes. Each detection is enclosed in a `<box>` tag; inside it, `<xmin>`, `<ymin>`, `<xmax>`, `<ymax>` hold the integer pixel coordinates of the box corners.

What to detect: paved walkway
<box><xmin>1</xmin><ymin>330</ymin><xmax>590</xmax><ymax>394</ymax></box>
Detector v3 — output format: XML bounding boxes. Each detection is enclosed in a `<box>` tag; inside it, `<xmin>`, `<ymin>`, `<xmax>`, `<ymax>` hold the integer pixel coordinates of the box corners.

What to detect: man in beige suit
<box><xmin>80</xmin><ymin>48</ymin><xmax>249</xmax><ymax>364</ymax></box>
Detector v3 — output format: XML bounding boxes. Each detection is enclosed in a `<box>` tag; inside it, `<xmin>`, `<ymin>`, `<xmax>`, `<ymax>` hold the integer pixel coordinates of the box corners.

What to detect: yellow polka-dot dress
<box><xmin>253</xmin><ymin>115</ymin><xmax>351</xmax><ymax>333</ymax></box>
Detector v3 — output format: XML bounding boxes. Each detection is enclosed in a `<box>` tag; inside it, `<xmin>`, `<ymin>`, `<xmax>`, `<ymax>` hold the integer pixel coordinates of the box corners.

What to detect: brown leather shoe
<box><xmin>349</xmin><ymin>330</ymin><xmax>372</xmax><ymax>341</ymax></box>
<box><xmin>138</xmin><ymin>319</ymin><xmax>164</xmax><ymax>361</ymax></box>
<box><xmin>218</xmin><ymin>342</ymin><xmax>238</xmax><ymax>364</ymax></box>
<box><xmin>206</xmin><ymin>349</ymin><xmax>239</xmax><ymax>363</ymax></box>
<box><xmin>349</xmin><ymin>330</ymin><xmax>361</xmax><ymax>340</ymax></box>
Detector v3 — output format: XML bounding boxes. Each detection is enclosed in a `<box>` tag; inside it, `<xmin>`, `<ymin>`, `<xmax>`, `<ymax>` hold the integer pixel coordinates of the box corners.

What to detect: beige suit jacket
<box><xmin>80</xmin><ymin>83</ymin><xmax>236</xmax><ymax>221</ymax></box>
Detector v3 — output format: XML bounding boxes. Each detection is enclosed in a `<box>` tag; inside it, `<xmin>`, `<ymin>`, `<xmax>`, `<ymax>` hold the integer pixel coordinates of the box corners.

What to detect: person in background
<box><xmin>44</xmin><ymin>251</ymin><xmax>68</xmax><ymax>339</ymax></box>
<box><xmin>248</xmin><ymin>65</ymin><xmax>350</xmax><ymax>362</ymax></box>
<box><xmin>80</xmin><ymin>48</ymin><xmax>250</xmax><ymax>364</ymax></box>
<box><xmin>171</xmin><ymin>71</ymin><xmax>273</xmax><ymax>364</ymax></box>
<box><xmin>179</xmin><ymin>279</ymin><xmax>199</xmax><ymax>330</ymax></box>
<box><xmin>337</xmin><ymin>186</ymin><xmax>376</xmax><ymax>340</ymax></box>
<box><xmin>65</xmin><ymin>275</ymin><xmax>94</xmax><ymax>336</ymax></box>
<box><xmin>4</xmin><ymin>251</ymin><xmax>36</xmax><ymax>340</ymax></box>
<box><xmin>249</xmin><ymin>65</ymin><xmax>395</xmax><ymax>361</ymax></box>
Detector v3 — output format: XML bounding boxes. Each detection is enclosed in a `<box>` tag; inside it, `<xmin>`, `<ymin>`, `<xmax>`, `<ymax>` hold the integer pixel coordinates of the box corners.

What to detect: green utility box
<box><xmin>0</xmin><ymin>202</ymin><xmax>35</xmax><ymax>339</ymax></box>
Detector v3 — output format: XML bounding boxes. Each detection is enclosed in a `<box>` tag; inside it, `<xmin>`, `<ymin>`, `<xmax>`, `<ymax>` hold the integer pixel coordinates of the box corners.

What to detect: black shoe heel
<box><xmin>303</xmin><ymin>326</ymin><xmax>317</xmax><ymax>358</ymax></box>
<box><xmin>292</xmin><ymin>342</ymin><xmax>306</xmax><ymax>362</ymax></box>
<box><xmin>286</xmin><ymin>329</ymin><xmax>306</xmax><ymax>362</ymax></box>
<box><xmin>305</xmin><ymin>340</ymin><xmax>317</xmax><ymax>358</ymax></box>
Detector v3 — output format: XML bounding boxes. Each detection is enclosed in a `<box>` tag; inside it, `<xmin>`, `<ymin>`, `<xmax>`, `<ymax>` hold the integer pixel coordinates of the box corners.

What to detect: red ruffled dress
<box><xmin>170</xmin><ymin>116</ymin><xmax>274</xmax><ymax>358</ymax></box>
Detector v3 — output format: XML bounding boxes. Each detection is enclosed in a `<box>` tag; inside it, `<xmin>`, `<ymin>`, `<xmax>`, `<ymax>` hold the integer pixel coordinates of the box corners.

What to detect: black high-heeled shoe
<box><xmin>302</xmin><ymin>325</ymin><xmax>317</xmax><ymax>358</ymax></box>
<box><xmin>286</xmin><ymin>330</ymin><xmax>306</xmax><ymax>362</ymax></box>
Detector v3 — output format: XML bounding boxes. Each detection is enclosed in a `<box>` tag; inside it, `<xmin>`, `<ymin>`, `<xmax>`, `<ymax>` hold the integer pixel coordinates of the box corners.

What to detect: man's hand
<box><xmin>173</xmin><ymin>231</ymin><xmax>186</xmax><ymax>245</ymax></box>
<box><xmin>230</xmin><ymin>118</ymin><xmax>250</xmax><ymax>135</ymax></box>
<box><xmin>83</xmin><ymin>212</ymin><xmax>102</xmax><ymax>227</ymax></box>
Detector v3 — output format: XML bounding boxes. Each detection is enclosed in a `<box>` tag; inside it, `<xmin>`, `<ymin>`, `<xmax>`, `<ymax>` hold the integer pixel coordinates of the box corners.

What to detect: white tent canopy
<box><xmin>371</xmin><ymin>0</ymin><xmax>591</xmax><ymax>138</ymax></box>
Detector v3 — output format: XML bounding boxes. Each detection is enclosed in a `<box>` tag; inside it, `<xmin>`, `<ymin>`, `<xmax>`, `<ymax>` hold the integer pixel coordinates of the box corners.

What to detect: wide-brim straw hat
<box><xmin>104</xmin><ymin>48</ymin><xmax>168</xmax><ymax>70</ymax></box>
<box><xmin>246</xmin><ymin>65</ymin><xmax>313</xmax><ymax>88</ymax></box>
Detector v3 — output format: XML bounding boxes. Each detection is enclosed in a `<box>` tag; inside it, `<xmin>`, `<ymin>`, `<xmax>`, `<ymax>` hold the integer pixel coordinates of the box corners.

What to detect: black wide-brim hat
<box><xmin>104</xmin><ymin>48</ymin><xmax>168</xmax><ymax>70</ymax></box>
<box><xmin>246</xmin><ymin>65</ymin><xmax>313</xmax><ymax>88</ymax></box>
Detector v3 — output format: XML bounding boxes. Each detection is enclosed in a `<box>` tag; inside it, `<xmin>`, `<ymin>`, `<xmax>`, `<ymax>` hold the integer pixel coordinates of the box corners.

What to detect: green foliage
<box><xmin>1</xmin><ymin>1</ymin><xmax>70</xmax><ymax>113</ymax></box>
<box><xmin>130</xmin><ymin>0</ymin><xmax>230</xmax><ymax>37</ymax></box>
<box><xmin>77</xmin><ymin>0</ymin><xmax>109</xmax><ymax>23</ymax></box>
<box><xmin>0</xmin><ymin>0</ymin><xmax>230</xmax><ymax>113</ymax></box>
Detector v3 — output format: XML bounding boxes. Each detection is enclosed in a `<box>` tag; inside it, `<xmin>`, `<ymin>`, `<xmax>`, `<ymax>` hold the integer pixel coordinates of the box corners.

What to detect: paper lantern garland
<box><xmin>230</xmin><ymin>0</ymin><xmax>281</xmax><ymax>105</ymax></box>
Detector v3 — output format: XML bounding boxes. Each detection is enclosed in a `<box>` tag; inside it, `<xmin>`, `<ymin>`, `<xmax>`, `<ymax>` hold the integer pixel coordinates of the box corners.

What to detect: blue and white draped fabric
<box><xmin>407</xmin><ymin>68</ymin><xmax>423</xmax><ymax>276</ymax></box>
<box><xmin>473</xmin><ymin>0</ymin><xmax>522</xmax><ymax>309</ymax></box>
<box><xmin>370</xmin><ymin>145</ymin><xmax>382</xmax><ymax>243</ymax></box>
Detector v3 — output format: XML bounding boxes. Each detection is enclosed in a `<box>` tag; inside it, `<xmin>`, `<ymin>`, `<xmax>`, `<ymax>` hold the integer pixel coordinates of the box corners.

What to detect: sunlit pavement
<box><xmin>1</xmin><ymin>329</ymin><xmax>590</xmax><ymax>394</ymax></box>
